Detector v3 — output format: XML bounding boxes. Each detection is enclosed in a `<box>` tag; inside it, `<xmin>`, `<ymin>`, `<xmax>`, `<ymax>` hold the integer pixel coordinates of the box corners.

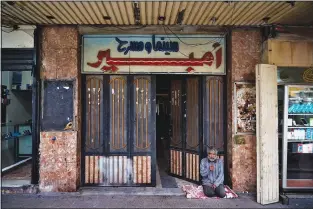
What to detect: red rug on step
<box><xmin>182</xmin><ymin>185</ymin><xmax>238</xmax><ymax>199</ymax></box>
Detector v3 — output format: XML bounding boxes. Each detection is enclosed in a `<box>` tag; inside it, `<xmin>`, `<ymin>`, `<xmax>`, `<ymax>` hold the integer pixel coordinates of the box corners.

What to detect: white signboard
<box><xmin>82</xmin><ymin>34</ymin><xmax>225</xmax><ymax>74</ymax></box>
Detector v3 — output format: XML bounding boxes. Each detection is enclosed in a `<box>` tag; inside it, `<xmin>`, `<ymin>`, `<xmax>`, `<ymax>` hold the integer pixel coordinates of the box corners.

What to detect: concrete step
<box><xmin>1</xmin><ymin>185</ymin><xmax>39</xmax><ymax>194</ymax></box>
<box><xmin>79</xmin><ymin>187</ymin><xmax>185</xmax><ymax>196</ymax></box>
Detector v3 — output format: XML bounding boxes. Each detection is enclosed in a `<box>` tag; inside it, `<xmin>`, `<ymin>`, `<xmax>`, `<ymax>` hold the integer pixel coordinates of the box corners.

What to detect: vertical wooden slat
<box><xmin>148</xmin><ymin>156</ymin><xmax>151</xmax><ymax>183</ymax></box>
<box><xmin>143</xmin><ymin>156</ymin><xmax>147</xmax><ymax>184</ymax></box>
<box><xmin>177</xmin><ymin>151</ymin><xmax>180</xmax><ymax>176</ymax></box>
<box><xmin>89</xmin><ymin>156</ymin><xmax>94</xmax><ymax>184</ymax></box>
<box><xmin>117</xmin><ymin>156</ymin><xmax>120</xmax><ymax>184</ymax></box>
<box><xmin>196</xmin><ymin>155</ymin><xmax>200</xmax><ymax>181</ymax></box>
<box><xmin>193</xmin><ymin>154</ymin><xmax>196</xmax><ymax>181</ymax></box>
<box><xmin>140</xmin><ymin>156</ymin><xmax>143</xmax><ymax>184</ymax></box>
<box><xmin>179</xmin><ymin>151</ymin><xmax>182</xmax><ymax>176</ymax></box>
<box><xmin>99</xmin><ymin>156</ymin><xmax>103</xmax><ymax>183</ymax></box>
<box><xmin>145</xmin><ymin>155</ymin><xmax>148</xmax><ymax>183</ymax></box>
<box><xmin>109</xmin><ymin>157</ymin><xmax>113</xmax><ymax>184</ymax></box>
<box><xmin>115</xmin><ymin>156</ymin><xmax>118</xmax><ymax>184</ymax></box>
<box><xmin>186</xmin><ymin>153</ymin><xmax>189</xmax><ymax>179</ymax></box>
<box><xmin>94</xmin><ymin>156</ymin><xmax>99</xmax><ymax>183</ymax></box>
<box><xmin>85</xmin><ymin>156</ymin><xmax>89</xmax><ymax>184</ymax></box>
<box><xmin>122</xmin><ymin>156</ymin><xmax>126</xmax><ymax>184</ymax></box>
<box><xmin>133</xmin><ymin>156</ymin><xmax>137</xmax><ymax>184</ymax></box>
<box><xmin>171</xmin><ymin>151</ymin><xmax>174</xmax><ymax>174</ymax></box>
<box><xmin>170</xmin><ymin>150</ymin><xmax>173</xmax><ymax>173</ymax></box>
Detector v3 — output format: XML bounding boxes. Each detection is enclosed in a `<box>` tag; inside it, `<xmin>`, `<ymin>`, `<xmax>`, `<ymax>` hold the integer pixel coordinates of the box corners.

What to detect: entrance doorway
<box><xmin>82</xmin><ymin>75</ymin><xmax>226</xmax><ymax>187</ymax></box>
<box><xmin>156</xmin><ymin>75</ymin><xmax>203</xmax><ymax>188</ymax></box>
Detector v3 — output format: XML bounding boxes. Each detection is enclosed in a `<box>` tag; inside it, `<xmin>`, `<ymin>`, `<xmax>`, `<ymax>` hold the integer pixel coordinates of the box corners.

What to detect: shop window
<box><xmin>1</xmin><ymin>71</ymin><xmax>33</xmax><ymax>168</ymax></box>
<box><xmin>41</xmin><ymin>80</ymin><xmax>74</xmax><ymax>131</ymax></box>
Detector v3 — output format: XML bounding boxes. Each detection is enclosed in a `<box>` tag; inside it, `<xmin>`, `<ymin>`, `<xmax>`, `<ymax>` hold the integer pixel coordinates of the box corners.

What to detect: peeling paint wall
<box><xmin>227</xmin><ymin>29</ymin><xmax>262</xmax><ymax>192</ymax></box>
<box><xmin>39</xmin><ymin>26</ymin><xmax>81</xmax><ymax>192</ymax></box>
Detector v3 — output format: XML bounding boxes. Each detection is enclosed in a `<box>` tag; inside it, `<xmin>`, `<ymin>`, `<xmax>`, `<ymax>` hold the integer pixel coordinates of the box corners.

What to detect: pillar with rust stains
<box><xmin>227</xmin><ymin>29</ymin><xmax>262</xmax><ymax>192</ymax></box>
<box><xmin>39</xmin><ymin>26</ymin><xmax>81</xmax><ymax>192</ymax></box>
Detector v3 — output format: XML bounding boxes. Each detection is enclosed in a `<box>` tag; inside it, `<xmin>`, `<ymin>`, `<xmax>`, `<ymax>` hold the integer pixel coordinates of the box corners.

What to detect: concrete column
<box><xmin>39</xmin><ymin>26</ymin><xmax>81</xmax><ymax>192</ymax></box>
<box><xmin>227</xmin><ymin>29</ymin><xmax>262</xmax><ymax>192</ymax></box>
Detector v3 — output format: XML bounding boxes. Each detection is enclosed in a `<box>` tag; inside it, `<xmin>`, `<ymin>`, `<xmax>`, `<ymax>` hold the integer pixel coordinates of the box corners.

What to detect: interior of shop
<box><xmin>277</xmin><ymin>67</ymin><xmax>313</xmax><ymax>189</ymax></box>
<box><xmin>1</xmin><ymin>70</ymin><xmax>33</xmax><ymax>184</ymax></box>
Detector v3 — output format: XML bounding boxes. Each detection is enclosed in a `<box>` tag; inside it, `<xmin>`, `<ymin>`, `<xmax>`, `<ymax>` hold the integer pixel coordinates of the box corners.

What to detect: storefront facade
<box><xmin>3</xmin><ymin>26</ymin><xmax>312</xmax><ymax>203</ymax></box>
<box><xmin>34</xmin><ymin>25</ymin><xmax>266</xmax><ymax>193</ymax></box>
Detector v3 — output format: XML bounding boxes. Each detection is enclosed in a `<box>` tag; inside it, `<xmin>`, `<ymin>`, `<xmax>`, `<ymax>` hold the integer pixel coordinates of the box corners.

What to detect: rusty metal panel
<box><xmin>133</xmin><ymin>156</ymin><xmax>151</xmax><ymax>184</ymax></box>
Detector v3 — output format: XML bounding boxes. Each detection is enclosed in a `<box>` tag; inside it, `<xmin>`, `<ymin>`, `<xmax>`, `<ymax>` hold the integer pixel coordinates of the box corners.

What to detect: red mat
<box><xmin>182</xmin><ymin>185</ymin><xmax>238</xmax><ymax>199</ymax></box>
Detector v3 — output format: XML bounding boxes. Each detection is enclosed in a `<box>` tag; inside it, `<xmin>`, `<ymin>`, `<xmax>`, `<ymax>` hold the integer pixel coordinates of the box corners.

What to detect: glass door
<box><xmin>283</xmin><ymin>85</ymin><xmax>313</xmax><ymax>189</ymax></box>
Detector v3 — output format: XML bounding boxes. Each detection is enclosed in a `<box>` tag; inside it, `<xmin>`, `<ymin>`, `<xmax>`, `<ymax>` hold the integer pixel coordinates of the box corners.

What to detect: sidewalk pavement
<box><xmin>2</xmin><ymin>193</ymin><xmax>313</xmax><ymax>208</ymax></box>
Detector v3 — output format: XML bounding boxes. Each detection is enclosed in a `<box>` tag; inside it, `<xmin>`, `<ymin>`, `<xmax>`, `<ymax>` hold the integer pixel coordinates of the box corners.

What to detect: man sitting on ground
<box><xmin>200</xmin><ymin>147</ymin><xmax>226</xmax><ymax>198</ymax></box>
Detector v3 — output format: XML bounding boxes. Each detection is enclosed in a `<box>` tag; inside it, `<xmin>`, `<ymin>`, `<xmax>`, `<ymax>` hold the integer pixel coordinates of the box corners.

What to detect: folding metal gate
<box><xmin>168</xmin><ymin>77</ymin><xmax>203</xmax><ymax>183</ymax></box>
<box><xmin>168</xmin><ymin>76</ymin><xmax>225</xmax><ymax>183</ymax></box>
<box><xmin>82</xmin><ymin>75</ymin><xmax>156</xmax><ymax>186</ymax></box>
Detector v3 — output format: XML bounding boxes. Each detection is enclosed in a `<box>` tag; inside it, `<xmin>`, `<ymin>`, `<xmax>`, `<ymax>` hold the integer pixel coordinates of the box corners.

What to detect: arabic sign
<box><xmin>278</xmin><ymin>67</ymin><xmax>313</xmax><ymax>84</ymax></box>
<box><xmin>82</xmin><ymin>34</ymin><xmax>225</xmax><ymax>74</ymax></box>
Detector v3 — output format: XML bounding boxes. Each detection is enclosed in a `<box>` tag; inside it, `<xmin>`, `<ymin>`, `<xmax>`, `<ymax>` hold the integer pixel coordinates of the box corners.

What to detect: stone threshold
<box><xmin>79</xmin><ymin>187</ymin><xmax>185</xmax><ymax>196</ymax></box>
<box><xmin>1</xmin><ymin>182</ymin><xmax>38</xmax><ymax>194</ymax></box>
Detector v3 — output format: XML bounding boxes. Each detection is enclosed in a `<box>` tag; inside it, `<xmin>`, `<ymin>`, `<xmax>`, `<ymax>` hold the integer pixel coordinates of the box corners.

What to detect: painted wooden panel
<box><xmin>256</xmin><ymin>64</ymin><xmax>279</xmax><ymax>205</ymax></box>
<box><xmin>267</xmin><ymin>40</ymin><xmax>313</xmax><ymax>67</ymax></box>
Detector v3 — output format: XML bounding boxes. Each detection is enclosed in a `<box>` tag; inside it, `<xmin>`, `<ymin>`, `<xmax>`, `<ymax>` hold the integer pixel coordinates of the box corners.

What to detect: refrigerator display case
<box><xmin>282</xmin><ymin>85</ymin><xmax>313</xmax><ymax>190</ymax></box>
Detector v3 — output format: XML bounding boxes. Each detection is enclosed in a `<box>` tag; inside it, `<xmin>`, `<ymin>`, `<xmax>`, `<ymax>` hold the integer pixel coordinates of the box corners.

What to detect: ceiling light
<box><xmin>158</xmin><ymin>16</ymin><xmax>165</xmax><ymax>21</ymax></box>
<box><xmin>46</xmin><ymin>15</ymin><xmax>55</xmax><ymax>20</ymax></box>
<box><xmin>103</xmin><ymin>16</ymin><xmax>111</xmax><ymax>20</ymax></box>
<box><xmin>210</xmin><ymin>17</ymin><xmax>218</xmax><ymax>24</ymax></box>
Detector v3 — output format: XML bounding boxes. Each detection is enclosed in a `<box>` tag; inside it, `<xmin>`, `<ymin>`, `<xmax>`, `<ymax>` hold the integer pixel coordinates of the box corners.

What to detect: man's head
<box><xmin>207</xmin><ymin>147</ymin><xmax>218</xmax><ymax>162</ymax></box>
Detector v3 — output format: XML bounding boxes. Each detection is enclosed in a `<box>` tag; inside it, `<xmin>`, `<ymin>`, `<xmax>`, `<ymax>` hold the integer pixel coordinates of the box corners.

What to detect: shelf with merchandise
<box><xmin>288</xmin><ymin>140</ymin><xmax>313</xmax><ymax>142</ymax></box>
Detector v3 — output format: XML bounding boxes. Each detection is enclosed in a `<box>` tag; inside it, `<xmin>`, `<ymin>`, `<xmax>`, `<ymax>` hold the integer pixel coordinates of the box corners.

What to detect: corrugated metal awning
<box><xmin>1</xmin><ymin>1</ymin><xmax>313</xmax><ymax>26</ymax></box>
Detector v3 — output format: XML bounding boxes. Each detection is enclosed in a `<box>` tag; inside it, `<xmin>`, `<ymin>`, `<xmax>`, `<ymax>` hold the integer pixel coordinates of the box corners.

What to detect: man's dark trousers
<box><xmin>203</xmin><ymin>184</ymin><xmax>226</xmax><ymax>198</ymax></box>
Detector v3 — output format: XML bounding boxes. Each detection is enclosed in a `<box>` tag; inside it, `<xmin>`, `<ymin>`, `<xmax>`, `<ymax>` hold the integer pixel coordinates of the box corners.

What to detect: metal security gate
<box><xmin>82</xmin><ymin>75</ymin><xmax>156</xmax><ymax>186</ymax></box>
<box><xmin>169</xmin><ymin>77</ymin><xmax>202</xmax><ymax>183</ymax></box>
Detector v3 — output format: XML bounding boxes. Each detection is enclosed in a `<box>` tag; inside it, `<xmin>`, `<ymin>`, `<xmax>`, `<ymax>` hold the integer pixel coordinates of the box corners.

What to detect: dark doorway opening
<box><xmin>156</xmin><ymin>75</ymin><xmax>177</xmax><ymax>188</ymax></box>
